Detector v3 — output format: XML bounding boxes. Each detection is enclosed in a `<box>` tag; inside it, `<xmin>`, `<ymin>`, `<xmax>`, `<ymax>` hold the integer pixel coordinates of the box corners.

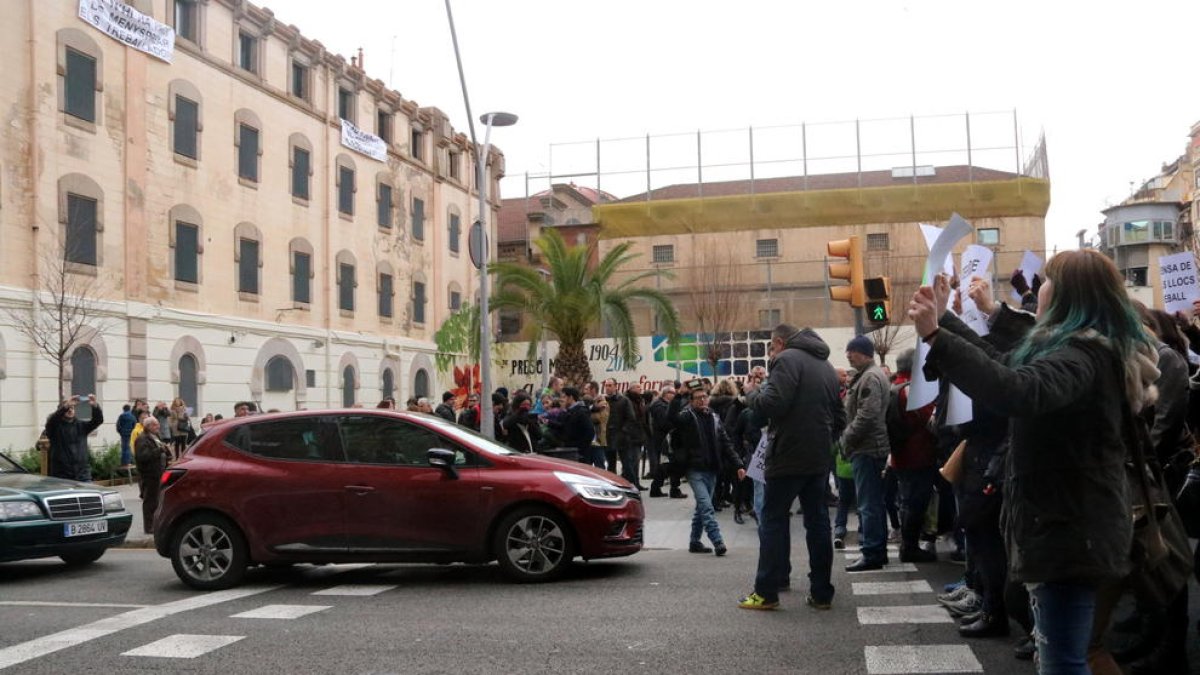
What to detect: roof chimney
<box><xmin>357</xmin><ymin>47</ymin><xmax>364</xmax><ymax>71</ymax></box>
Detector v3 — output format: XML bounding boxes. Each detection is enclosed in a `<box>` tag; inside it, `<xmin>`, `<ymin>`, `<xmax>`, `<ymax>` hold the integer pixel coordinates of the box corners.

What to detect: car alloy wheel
<box><xmin>170</xmin><ymin>513</ymin><xmax>248</xmax><ymax>590</ymax></box>
<box><xmin>494</xmin><ymin>507</ymin><xmax>574</xmax><ymax>582</ymax></box>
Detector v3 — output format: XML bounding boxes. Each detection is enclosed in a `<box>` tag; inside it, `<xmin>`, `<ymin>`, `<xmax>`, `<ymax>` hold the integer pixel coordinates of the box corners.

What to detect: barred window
<box><xmin>652</xmin><ymin>244</ymin><xmax>674</xmax><ymax>264</ymax></box>
<box><xmin>756</xmin><ymin>238</ymin><xmax>778</xmax><ymax>258</ymax></box>
<box><xmin>867</xmin><ymin>233</ymin><xmax>889</xmax><ymax>252</ymax></box>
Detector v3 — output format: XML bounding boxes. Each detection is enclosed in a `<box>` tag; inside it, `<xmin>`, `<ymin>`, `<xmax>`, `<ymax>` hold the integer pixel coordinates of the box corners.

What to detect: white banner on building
<box><xmin>1159</xmin><ymin>251</ymin><xmax>1200</xmax><ymax>315</ymax></box>
<box><xmin>340</xmin><ymin>118</ymin><xmax>388</xmax><ymax>162</ymax></box>
<box><xmin>78</xmin><ymin>0</ymin><xmax>175</xmax><ymax>63</ymax></box>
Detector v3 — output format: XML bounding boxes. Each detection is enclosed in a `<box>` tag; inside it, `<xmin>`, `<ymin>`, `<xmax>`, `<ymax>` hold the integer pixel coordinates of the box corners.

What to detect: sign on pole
<box><xmin>469</xmin><ymin>221</ymin><xmax>486</xmax><ymax>270</ymax></box>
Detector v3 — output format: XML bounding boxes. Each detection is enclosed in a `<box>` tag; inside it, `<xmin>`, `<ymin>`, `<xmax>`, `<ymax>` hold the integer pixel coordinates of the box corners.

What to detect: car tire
<box><xmin>493</xmin><ymin>506</ymin><xmax>575</xmax><ymax>583</ymax></box>
<box><xmin>169</xmin><ymin>513</ymin><xmax>248</xmax><ymax>590</ymax></box>
<box><xmin>60</xmin><ymin>547</ymin><xmax>106</xmax><ymax>566</ymax></box>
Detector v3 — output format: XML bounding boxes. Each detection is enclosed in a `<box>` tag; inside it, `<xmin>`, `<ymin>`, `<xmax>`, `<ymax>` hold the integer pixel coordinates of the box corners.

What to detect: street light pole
<box><xmin>444</xmin><ymin>0</ymin><xmax>515</xmax><ymax>439</ymax></box>
<box><xmin>474</xmin><ymin>113</ymin><xmax>517</xmax><ymax>439</ymax></box>
<box><xmin>536</xmin><ymin>268</ymin><xmax>551</xmax><ymax>389</ymax></box>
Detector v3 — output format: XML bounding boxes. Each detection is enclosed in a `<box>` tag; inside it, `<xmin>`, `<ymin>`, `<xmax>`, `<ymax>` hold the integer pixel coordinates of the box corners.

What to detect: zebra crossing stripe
<box><xmin>863</xmin><ymin>645</ymin><xmax>982</xmax><ymax>674</ymax></box>
<box><xmin>231</xmin><ymin>604</ymin><xmax>331</xmax><ymax>620</ymax></box>
<box><xmin>312</xmin><ymin>584</ymin><xmax>396</xmax><ymax>596</ymax></box>
<box><xmin>845</xmin><ymin>562</ymin><xmax>919</xmax><ymax>573</ymax></box>
<box><xmin>122</xmin><ymin>634</ymin><xmax>245</xmax><ymax>659</ymax></box>
<box><xmin>856</xmin><ymin>605</ymin><xmax>954</xmax><ymax>625</ymax></box>
<box><xmin>851</xmin><ymin>580</ymin><xmax>933</xmax><ymax>595</ymax></box>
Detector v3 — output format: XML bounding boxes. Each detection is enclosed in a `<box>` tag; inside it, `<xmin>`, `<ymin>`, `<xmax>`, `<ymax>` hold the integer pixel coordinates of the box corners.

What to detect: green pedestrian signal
<box><xmin>870</xmin><ymin>304</ymin><xmax>886</xmax><ymax>322</ymax></box>
<box><xmin>863</xmin><ymin>276</ymin><xmax>891</xmax><ymax>325</ymax></box>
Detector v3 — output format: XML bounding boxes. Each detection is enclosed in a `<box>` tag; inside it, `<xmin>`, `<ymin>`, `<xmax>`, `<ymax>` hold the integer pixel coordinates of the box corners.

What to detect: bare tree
<box><xmin>682</xmin><ymin>241</ymin><xmax>747</xmax><ymax>376</ymax></box>
<box><xmin>6</xmin><ymin>234</ymin><xmax>113</xmax><ymax>402</ymax></box>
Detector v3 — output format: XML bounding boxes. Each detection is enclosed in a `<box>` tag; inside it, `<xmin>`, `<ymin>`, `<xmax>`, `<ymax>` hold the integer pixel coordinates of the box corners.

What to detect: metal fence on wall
<box><xmin>505</xmin><ymin>109</ymin><xmax>1046</xmax><ymax>204</ymax></box>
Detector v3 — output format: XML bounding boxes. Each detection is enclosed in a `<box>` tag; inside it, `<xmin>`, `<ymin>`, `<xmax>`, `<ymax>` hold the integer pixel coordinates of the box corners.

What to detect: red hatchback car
<box><xmin>154</xmin><ymin>410</ymin><xmax>643</xmax><ymax>589</ymax></box>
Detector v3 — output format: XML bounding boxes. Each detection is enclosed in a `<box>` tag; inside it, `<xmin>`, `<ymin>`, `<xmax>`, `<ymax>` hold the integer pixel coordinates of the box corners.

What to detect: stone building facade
<box><xmin>0</xmin><ymin>0</ymin><xmax>503</xmax><ymax>450</ymax></box>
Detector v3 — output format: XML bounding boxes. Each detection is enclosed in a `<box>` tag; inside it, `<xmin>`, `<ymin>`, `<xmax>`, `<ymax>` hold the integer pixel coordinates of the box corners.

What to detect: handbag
<box><xmin>1121</xmin><ymin>402</ymin><xmax>1194</xmax><ymax>607</ymax></box>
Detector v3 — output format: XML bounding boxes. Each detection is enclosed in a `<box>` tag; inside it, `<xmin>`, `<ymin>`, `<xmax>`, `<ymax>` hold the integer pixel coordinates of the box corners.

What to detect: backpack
<box><xmin>885</xmin><ymin>381</ymin><xmax>911</xmax><ymax>452</ymax></box>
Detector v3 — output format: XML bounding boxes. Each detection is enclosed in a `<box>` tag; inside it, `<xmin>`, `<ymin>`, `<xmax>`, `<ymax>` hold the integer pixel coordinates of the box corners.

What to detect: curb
<box><xmin>118</xmin><ymin>535</ymin><xmax>157</xmax><ymax>549</ymax></box>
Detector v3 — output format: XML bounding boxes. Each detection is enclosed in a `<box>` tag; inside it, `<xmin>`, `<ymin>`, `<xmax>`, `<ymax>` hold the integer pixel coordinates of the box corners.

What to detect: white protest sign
<box><xmin>79</xmin><ymin>0</ymin><xmax>175</xmax><ymax>63</ymax></box>
<box><xmin>746</xmin><ymin>433</ymin><xmax>769</xmax><ymax>484</ymax></box>
<box><xmin>920</xmin><ymin>224</ymin><xmax>956</xmax><ymax>276</ymax></box>
<box><xmin>1010</xmin><ymin>250</ymin><xmax>1045</xmax><ymax>303</ymax></box>
<box><xmin>957</xmin><ymin>244</ymin><xmax>994</xmax><ymax>337</ymax></box>
<box><xmin>1159</xmin><ymin>251</ymin><xmax>1200</xmax><ymax>316</ymax></box>
<box><xmin>340</xmin><ymin>118</ymin><xmax>389</xmax><ymax>162</ymax></box>
<box><xmin>909</xmin><ymin>214</ymin><xmax>974</xmax><ymax>411</ymax></box>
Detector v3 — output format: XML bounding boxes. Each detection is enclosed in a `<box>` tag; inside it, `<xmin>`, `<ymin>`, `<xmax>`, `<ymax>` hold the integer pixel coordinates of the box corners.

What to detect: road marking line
<box><xmin>0</xmin><ymin>585</ymin><xmax>279</xmax><ymax>671</ymax></box>
<box><xmin>231</xmin><ymin>604</ymin><xmax>331</xmax><ymax>620</ymax></box>
<box><xmin>857</xmin><ymin>605</ymin><xmax>954</xmax><ymax>625</ymax></box>
<box><xmin>846</xmin><ymin>562</ymin><xmax>919</xmax><ymax>573</ymax></box>
<box><xmin>312</xmin><ymin>584</ymin><xmax>396</xmax><ymax>596</ymax></box>
<box><xmin>851</xmin><ymin>580</ymin><xmax>933</xmax><ymax>596</ymax></box>
<box><xmin>0</xmin><ymin>601</ymin><xmax>149</xmax><ymax>609</ymax></box>
<box><xmin>122</xmin><ymin>634</ymin><xmax>244</xmax><ymax>659</ymax></box>
<box><xmin>864</xmin><ymin>645</ymin><xmax>982</xmax><ymax>674</ymax></box>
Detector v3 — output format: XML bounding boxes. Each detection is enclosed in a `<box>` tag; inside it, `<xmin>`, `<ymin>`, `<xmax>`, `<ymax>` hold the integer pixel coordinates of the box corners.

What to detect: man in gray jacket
<box><xmin>737</xmin><ymin>324</ymin><xmax>845</xmax><ymax>611</ymax></box>
<box><xmin>841</xmin><ymin>335</ymin><xmax>892</xmax><ymax>572</ymax></box>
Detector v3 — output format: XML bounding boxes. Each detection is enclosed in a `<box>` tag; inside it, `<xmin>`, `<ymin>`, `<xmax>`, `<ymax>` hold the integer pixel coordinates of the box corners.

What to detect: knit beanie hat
<box><xmin>846</xmin><ymin>335</ymin><xmax>875</xmax><ymax>359</ymax></box>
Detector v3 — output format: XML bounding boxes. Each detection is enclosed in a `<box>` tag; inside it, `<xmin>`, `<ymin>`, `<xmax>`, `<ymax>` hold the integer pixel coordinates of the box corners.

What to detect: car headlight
<box><xmin>102</xmin><ymin>492</ymin><xmax>125</xmax><ymax>513</ymax></box>
<box><xmin>554</xmin><ymin>471</ymin><xmax>630</xmax><ymax>504</ymax></box>
<box><xmin>0</xmin><ymin>500</ymin><xmax>43</xmax><ymax>522</ymax></box>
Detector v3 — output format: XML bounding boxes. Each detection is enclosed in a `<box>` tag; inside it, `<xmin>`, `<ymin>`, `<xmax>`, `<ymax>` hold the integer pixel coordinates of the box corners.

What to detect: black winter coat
<box><xmin>45</xmin><ymin>405</ymin><xmax>104</xmax><ymax>481</ymax></box>
<box><xmin>666</xmin><ymin>400</ymin><xmax>742</xmax><ymax>474</ymax></box>
<box><xmin>928</xmin><ymin>311</ymin><xmax>1135</xmax><ymax>585</ymax></box>
<box><xmin>558</xmin><ymin>402</ymin><xmax>595</xmax><ymax>453</ymax></box>
<box><xmin>746</xmin><ymin>329</ymin><xmax>846</xmax><ymax>478</ymax></box>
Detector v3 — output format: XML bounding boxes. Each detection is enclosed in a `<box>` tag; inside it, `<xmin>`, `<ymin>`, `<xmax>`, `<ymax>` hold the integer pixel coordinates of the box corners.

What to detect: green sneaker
<box><xmin>737</xmin><ymin>592</ymin><xmax>779</xmax><ymax>610</ymax></box>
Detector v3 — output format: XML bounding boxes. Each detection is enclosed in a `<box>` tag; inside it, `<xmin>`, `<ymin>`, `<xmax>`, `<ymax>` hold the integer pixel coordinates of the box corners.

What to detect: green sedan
<box><xmin>0</xmin><ymin>452</ymin><xmax>132</xmax><ymax>565</ymax></box>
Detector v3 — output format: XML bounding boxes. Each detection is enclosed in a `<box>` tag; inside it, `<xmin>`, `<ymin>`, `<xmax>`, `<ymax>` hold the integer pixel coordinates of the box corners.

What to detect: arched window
<box><xmin>414</xmin><ymin>369</ymin><xmax>430</xmax><ymax>398</ymax></box>
<box><xmin>381</xmin><ymin>369</ymin><xmax>395</xmax><ymax>399</ymax></box>
<box><xmin>71</xmin><ymin>347</ymin><xmax>97</xmax><ymax>420</ymax></box>
<box><xmin>342</xmin><ymin>366</ymin><xmax>355</xmax><ymax>407</ymax></box>
<box><xmin>265</xmin><ymin>355</ymin><xmax>293</xmax><ymax>392</ymax></box>
<box><xmin>178</xmin><ymin>354</ymin><xmax>198</xmax><ymax>410</ymax></box>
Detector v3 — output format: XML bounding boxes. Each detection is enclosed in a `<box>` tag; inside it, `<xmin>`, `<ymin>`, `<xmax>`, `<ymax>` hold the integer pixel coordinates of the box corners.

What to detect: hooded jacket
<box><xmin>928</xmin><ymin>310</ymin><xmax>1158</xmax><ymax>585</ymax></box>
<box><xmin>746</xmin><ymin>328</ymin><xmax>846</xmax><ymax>478</ymax></box>
<box><xmin>841</xmin><ymin>361</ymin><xmax>891</xmax><ymax>459</ymax></box>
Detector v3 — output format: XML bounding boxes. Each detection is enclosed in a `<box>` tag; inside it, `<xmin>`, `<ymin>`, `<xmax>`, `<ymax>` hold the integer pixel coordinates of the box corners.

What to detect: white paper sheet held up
<box><xmin>1010</xmin><ymin>251</ymin><xmax>1045</xmax><ymax>303</ymax></box>
<box><xmin>908</xmin><ymin>214</ymin><xmax>974</xmax><ymax>411</ymax></box>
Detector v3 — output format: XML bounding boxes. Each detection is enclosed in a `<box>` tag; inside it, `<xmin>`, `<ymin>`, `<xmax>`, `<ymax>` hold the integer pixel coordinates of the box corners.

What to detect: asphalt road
<box><xmin>0</xmin><ymin>495</ymin><xmax>1191</xmax><ymax>674</ymax></box>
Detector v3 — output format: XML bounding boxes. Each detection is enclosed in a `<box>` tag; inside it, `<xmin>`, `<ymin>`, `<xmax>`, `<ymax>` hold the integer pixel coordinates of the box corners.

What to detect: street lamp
<box><xmin>475</xmin><ymin>111</ymin><xmax>517</xmax><ymax>439</ymax></box>
<box><xmin>444</xmin><ymin>0</ymin><xmax>516</xmax><ymax>439</ymax></box>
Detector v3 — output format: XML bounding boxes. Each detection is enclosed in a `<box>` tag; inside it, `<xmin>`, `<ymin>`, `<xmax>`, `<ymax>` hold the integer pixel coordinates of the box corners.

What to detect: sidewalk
<box><xmin>112</xmin><ymin>482</ymin><xmax>156</xmax><ymax>549</ymax></box>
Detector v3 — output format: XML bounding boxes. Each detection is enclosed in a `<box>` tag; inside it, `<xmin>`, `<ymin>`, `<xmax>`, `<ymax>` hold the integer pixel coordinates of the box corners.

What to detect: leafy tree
<box><xmin>490</xmin><ymin>230</ymin><xmax>680</xmax><ymax>387</ymax></box>
<box><xmin>433</xmin><ymin>302</ymin><xmax>482</xmax><ymax>374</ymax></box>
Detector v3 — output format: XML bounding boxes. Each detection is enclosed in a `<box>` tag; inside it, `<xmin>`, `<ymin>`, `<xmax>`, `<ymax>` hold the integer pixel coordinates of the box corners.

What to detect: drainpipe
<box><xmin>27</xmin><ymin>0</ymin><xmax>41</xmax><ymax>423</ymax></box>
<box><xmin>322</xmin><ymin>59</ymin><xmax>333</xmax><ymax>408</ymax></box>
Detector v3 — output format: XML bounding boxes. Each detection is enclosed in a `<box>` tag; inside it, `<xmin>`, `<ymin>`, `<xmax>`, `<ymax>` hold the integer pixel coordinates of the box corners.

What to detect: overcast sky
<box><xmin>282</xmin><ymin>0</ymin><xmax>1199</xmax><ymax>251</ymax></box>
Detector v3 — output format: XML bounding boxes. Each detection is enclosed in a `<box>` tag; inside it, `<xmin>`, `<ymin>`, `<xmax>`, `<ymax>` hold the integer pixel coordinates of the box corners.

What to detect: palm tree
<box><xmin>490</xmin><ymin>230</ymin><xmax>680</xmax><ymax>387</ymax></box>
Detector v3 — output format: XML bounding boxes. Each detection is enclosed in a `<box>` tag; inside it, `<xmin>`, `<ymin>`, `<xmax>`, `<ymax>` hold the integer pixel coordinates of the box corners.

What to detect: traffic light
<box><xmin>827</xmin><ymin>236</ymin><xmax>865</xmax><ymax>307</ymax></box>
<box><xmin>864</xmin><ymin>276</ymin><xmax>892</xmax><ymax>325</ymax></box>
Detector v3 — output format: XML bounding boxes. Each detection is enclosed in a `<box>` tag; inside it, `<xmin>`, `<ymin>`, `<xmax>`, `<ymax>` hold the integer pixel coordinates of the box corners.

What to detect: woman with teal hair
<box><xmin>908</xmin><ymin>249</ymin><xmax>1159</xmax><ymax>675</ymax></box>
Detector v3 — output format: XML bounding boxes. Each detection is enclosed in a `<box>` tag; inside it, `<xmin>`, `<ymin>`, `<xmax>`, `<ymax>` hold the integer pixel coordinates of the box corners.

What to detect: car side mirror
<box><xmin>427</xmin><ymin>448</ymin><xmax>458</xmax><ymax>479</ymax></box>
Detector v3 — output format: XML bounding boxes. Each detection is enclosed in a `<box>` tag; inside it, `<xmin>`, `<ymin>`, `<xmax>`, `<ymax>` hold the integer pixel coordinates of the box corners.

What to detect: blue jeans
<box><xmin>752</xmin><ymin>479</ymin><xmax>764</xmax><ymax>518</ymax></box>
<box><xmin>754</xmin><ymin>473</ymin><xmax>833</xmax><ymax>604</ymax></box>
<box><xmin>587</xmin><ymin>445</ymin><xmax>607</xmax><ymax>469</ymax></box>
<box><xmin>119</xmin><ymin>437</ymin><xmax>132</xmax><ymax>466</ymax></box>
<box><xmin>895</xmin><ymin>467</ymin><xmax>936</xmax><ymax>547</ymax></box>
<box><xmin>833</xmin><ymin>476</ymin><xmax>859</xmax><ymax>538</ymax></box>
<box><xmin>687</xmin><ymin>470</ymin><xmax>723</xmax><ymax>547</ymax></box>
<box><xmin>851</xmin><ymin>454</ymin><xmax>888</xmax><ymax>563</ymax></box>
<box><xmin>1027</xmin><ymin>582</ymin><xmax>1095</xmax><ymax>675</ymax></box>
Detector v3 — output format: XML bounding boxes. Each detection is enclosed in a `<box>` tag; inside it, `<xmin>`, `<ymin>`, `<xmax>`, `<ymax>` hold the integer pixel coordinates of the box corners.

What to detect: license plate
<box><xmin>64</xmin><ymin>520</ymin><xmax>108</xmax><ymax>537</ymax></box>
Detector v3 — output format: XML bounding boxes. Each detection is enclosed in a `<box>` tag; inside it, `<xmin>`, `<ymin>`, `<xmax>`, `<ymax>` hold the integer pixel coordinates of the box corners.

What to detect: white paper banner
<box><xmin>78</xmin><ymin>0</ymin><xmax>175</xmax><ymax>63</ymax></box>
<box><xmin>1010</xmin><ymin>250</ymin><xmax>1045</xmax><ymax>303</ymax></box>
<box><xmin>746</xmin><ymin>433</ymin><xmax>769</xmax><ymax>484</ymax></box>
<box><xmin>920</xmin><ymin>224</ymin><xmax>956</xmax><ymax>276</ymax></box>
<box><xmin>958</xmin><ymin>244</ymin><xmax>994</xmax><ymax>337</ymax></box>
<box><xmin>1160</xmin><ymin>251</ymin><xmax>1200</xmax><ymax>316</ymax></box>
<box><xmin>340</xmin><ymin>118</ymin><xmax>388</xmax><ymax>162</ymax></box>
<box><xmin>909</xmin><ymin>214</ymin><xmax>974</xmax><ymax>411</ymax></box>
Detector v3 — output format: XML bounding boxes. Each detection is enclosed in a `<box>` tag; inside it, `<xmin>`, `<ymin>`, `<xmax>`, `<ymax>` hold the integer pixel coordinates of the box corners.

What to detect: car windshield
<box><xmin>0</xmin><ymin>453</ymin><xmax>26</xmax><ymax>473</ymax></box>
<box><xmin>417</xmin><ymin>417</ymin><xmax>517</xmax><ymax>456</ymax></box>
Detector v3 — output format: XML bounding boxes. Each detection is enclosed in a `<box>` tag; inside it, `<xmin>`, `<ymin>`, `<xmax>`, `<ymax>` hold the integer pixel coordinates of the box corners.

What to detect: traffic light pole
<box><xmin>854</xmin><ymin>307</ymin><xmax>865</xmax><ymax>337</ymax></box>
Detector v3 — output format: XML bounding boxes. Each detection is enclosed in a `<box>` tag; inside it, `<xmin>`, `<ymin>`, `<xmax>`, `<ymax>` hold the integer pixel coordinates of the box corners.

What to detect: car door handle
<box><xmin>345</xmin><ymin>485</ymin><xmax>375</xmax><ymax>495</ymax></box>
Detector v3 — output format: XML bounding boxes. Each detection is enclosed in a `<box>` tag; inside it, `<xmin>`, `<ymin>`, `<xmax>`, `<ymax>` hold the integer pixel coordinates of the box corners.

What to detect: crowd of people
<box><xmin>34</xmin><ymin>247</ymin><xmax>1200</xmax><ymax>674</ymax></box>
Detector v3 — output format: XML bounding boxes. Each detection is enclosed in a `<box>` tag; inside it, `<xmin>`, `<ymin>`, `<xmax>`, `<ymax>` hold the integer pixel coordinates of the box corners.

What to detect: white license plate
<box><xmin>64</xmin><ymin>520</ymin><xmax>108</xmax><ymax>537</ymax></box>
